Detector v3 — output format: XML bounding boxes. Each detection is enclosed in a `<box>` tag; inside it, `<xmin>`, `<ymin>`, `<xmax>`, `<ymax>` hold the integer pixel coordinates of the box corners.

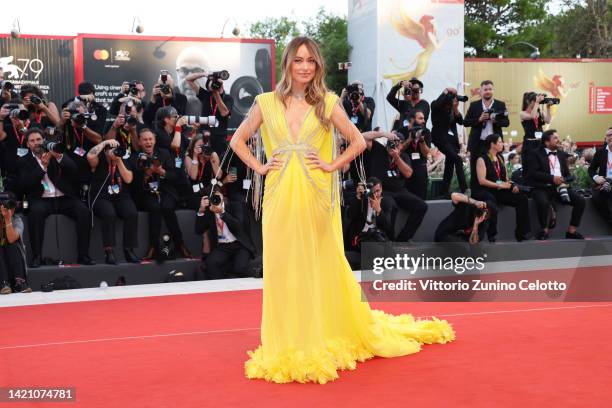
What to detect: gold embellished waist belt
<box><xmin>272</xmin><ymin>142</ymin><xmax>316</xmax><ymax>155</ymax></box>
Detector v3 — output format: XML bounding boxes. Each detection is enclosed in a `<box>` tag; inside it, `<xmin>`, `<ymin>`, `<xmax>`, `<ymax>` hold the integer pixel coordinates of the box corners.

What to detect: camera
<box><xmin>186</xmin><ymin>116</ymin><xmax>219</xmax><ymax>127</ymax></box>
<box><xmin>9</xmin><ymin>108</ymin><xmax>30</xmax><ymax>121</ymax></box>
<box><xmin>387</xmin><ymin>139</ymin><xmax>399</xmax><ymax>151</ymax></box>
<box><xmin>127</xmin><ymin>82</ymin><xmax>139</xmax><ymax>96</ymax></box>
<box><xmin>137</xmin><ymin>152</ymin><xmax>161</xmax><ymax>168</ymax></box>
<box><xmin>1</xmin><ymin>80</ymin><xmax>14</xmax><ymax>91</ymax></box>
<box><xmin>346</xmin><ymin>83</ymin><xmax>363</xmax><ymax>102</ymax></box>
<box><xmin>541</xmin><ymin>97</ymin><xmax>560</xmax><ymax>105</ymax></box>
<box><xmin>557</xmin><ymin>175</ymin><xmax>575</xmax><ymax>204</ymax></box>
<box><xmin>0</xmin><ymin>192</ymin><xmax>17</xmax><ymax>210</ymax></box>
<box><xmin>444</xmin><ymin>91</ymin><xmax>468</xmax><ymax>104</ymax></box>
<box><xmin>159</xmin><ymin>84</ymin><xmax>171</xmax><ymax>94</ymax></box>
<box><xmin>209</xmin><ymin>192</ymin><xmax>223</xmax><ymax>206</ymax></box>
<box><xmin>41</xmin><ymin>139</ymin><xmax>66</xmax><ymax>154</ymax></box>
<box><xmin>359</xmin><ymin>182</ymin><xmax>375</xmax><ymax>198</ymax></box>
<box><xmin>207</xmin><ymin>70</ymin><xmax>230</xmax><ymax>91</ymax></box>
<box><xmin>160</xmin><ymin>70</ymin><xmax>169</xmax><ymax>83</ymax></box>
<box><xmin>30</xmin><ymin>95</ymin><xmax>44</xmax><ymax>105</ymax></box>
<box><xmin>70</xmin><ymin>111</ymin><xmax>93</xmax><ymax>126</ymax></box>
<box><xmin>484</xmin><ymin>108</ymin><xmax>509</xmax><ymax>120</ymax></box>
<box><xmin>509</xmin><ymin>182</ymin><xmax>533</xmax><ymax>194</ymax></box>
<box><xmin>601</xmin><ymin>178</ymin><xmax>612</xmax><ymax>193</ymax></box>
<box><xmin>105</xmin><ymin>145</ymin><xmax>126</xmax><ymax>158</ymax></box>
<box><xmin>200</xmin><ymin>143</ymin><xmax>213</xmax><ymax>156</ymax></box>
<box><xmin>125</xmin><ymin>115</ymin><xmax>138</xmax><ymax>126</ymax></box>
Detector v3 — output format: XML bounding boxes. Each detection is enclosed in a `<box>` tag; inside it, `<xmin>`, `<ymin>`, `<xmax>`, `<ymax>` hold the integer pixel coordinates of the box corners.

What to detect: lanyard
<box><xmin>109</xmin><ymin>164</ymin><xmax>122</xmax><ymax>190</ymax></box>
<box><xmin>72</xmin><ymin>124</ymin><xmax>84</xmax><ymax>148</ymax></box>
<box><xmin>209</xmin><ymin>95</ymin><xmax>218</xmax><ymax>116</ymax></box>
<box><xmin>13</xmin><ymin>126</ymin><xmax>26</xmax><ymax>147</ymax></box>
<box><xmin>197</xmin><ymin>161</ymin><xmax>205</xmax><ymax>181</ymax></box>
<box><xmin>493</xmin><ymin>158</ymin><xmax>501</xmax><ymax>180</ymax></box>
<box><xmin>215</xmin><ymin>215</ymin><xmax>224</xmax><ymax>235</ymax></box>
<box><xmin>33</xmin><ymin>112</ymin><xmax>43</xmax><ymax>124</ymax></box>
<box><xmin>119</xmin><ymin>128</ymin><xmax>131</xmax><ymax>147</ymax></box>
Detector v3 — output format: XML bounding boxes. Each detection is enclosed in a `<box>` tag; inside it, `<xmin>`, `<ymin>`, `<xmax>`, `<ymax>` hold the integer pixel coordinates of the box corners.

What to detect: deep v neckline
<box><xmin>282</xmin><ymin>98</ymin><xmax>313</xmax><ymax>145</ymax></box>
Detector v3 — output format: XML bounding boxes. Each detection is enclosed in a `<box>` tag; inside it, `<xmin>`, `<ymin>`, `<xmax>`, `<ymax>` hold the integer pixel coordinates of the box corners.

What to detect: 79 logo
<box><xmin>0</xmin><ymin>56</ymin><xmax>44</xmax><ymax>80</ymax></box>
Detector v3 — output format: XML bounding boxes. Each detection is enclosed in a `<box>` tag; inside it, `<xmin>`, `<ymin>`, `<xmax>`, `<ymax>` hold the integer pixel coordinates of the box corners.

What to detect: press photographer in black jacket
<box><xmin>0</xmin><ymin>191</ymin><xmax>30</xmax><ymax>294</ymax></box>
<box><xmin>17</xmin><ymin>128</ymin><xmax>93</xmax><ymax>267</ymax></box>
<box><xmin>131</xmin><ymin>128</ymin><xmax>192</xmax><ymax>260</ymax></box>
<box><xmin>386</xmin><ymin>78</ymin><xmax>430</xmax><ymax>129</ymax></box>
<box><xmin>143</xmin><ymin>73</ymin><xmax>187</xmax><ymax>128</ymax></box>
<box><xmin>464</xmin><ymin>80</ymin><xmax>510</xmax><ymax>158</ymax></box>
<box><xmin>402</xmin><ymin>110</ymin><xmax>431</xmax><ymax>200</ymax></box>
<box><xmin>525</xmin><ymin>129</ymin><xmax>585</xmax><ymax>240</ymax></box>
<box><xmin>341</xmin><ymin>81</ymin><xmax>374</xmax><ymax>132</ymax></box>
<box><xmin>344</xmin><ymin>177</ymin><xmax>394</xmax><ymax>251</ymax></box>
<box><xmin>195</xmin><ymin>189</ymin><xmax>254</xmax><ymax>279</ymax></box>
<box><xmin>472</xmin><ymin>134</ymin><xmax>532</xmax><ymax>242</ymax></box>
<box><xmin>87</xmin><ymin>139</ymin><xmax>140</xmax><ymax>265</ymax></box>
<box><xmin>431</xmin><ymin>87</ymin><xmax>467</xmax><ymax>196</ymax></box>
<box><xmin>588</xmin><ymin>127</ymin><xmax>612</xmax><ymax>225</ymax></box>
<box><xmin>434</xmin><ymin>192</ymin><xmax>488</xmax><ymax>244</ymax></box>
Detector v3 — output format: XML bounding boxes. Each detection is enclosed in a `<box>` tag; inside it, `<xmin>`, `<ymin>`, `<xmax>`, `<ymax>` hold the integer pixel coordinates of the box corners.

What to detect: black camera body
<box><xmin>9</xmin><ymin>108</ymin><xmax>30</xmax><ymax>121</ymax></box>
<box><xmin>484</xmin><ymin>108</ymin><xmax>509</xmax><ymax>119</ymax></box>
<box><xmin>127</xmin><ymin>82</ymin><xmax>139</xmax><ymax>96</ymax></box>
<box><xmin>510</xmin><ymin>182</ymin><xmax>533</xmax><ymax>194</ymax></box>
<box><xmin>541</xmin><ymin>97</ymin><xmax>560</xmax><ymax>105</ymax></box>
<box><xmin>159</xmin><ymin>84</ymin><xmax>171</xmax><ymax>94</ymax></box>
<box><xmin>444</xmin><ymin>91</ymin><xmax>468</xmax><ymax>104</ymax></box>
<box><xmin>69</xmin><ymin>111</ymin><xmax>93</xmax><ymax>126</ymax></box>
<box><xmin>41</xmin><ymin>139</ymin><xmax>66</xmax><ymax>154</ymax></box>
<box><xmin>138</xmin><ymin>152</ymin><xmax>161</xmax><ymax>169</ymax></box>
<box><xmin>30</xmin><ymin>95</ymin><xmax>44</xmax><ymax>105</ymax></box>
<box><xmin>105</xmin><ymin>145</ymin><xmax>127</xmax><ymax>158</ymax></box>
<box><xmin>125</xmin><ymin>115</ymin><xmax>138</xmax><ymax>126</ymax></box>
<box><xmin>210</xmin><ymin>192</ymin><xmax>223</xmax><ymax>206</ymax></box>
<box><xmin>346</xmin><ymin>83</ymin><xmax>363</xmax><ymax>102</ymax></box>
<box><xmin>207</xmin><ymin>70</ymin><xmax>230</xmax><ymax>91</ymax></box>
<box><xmin>1</xmin><ymin>80</ymin><xmax>14</xmax><ymax>91</ymax></box>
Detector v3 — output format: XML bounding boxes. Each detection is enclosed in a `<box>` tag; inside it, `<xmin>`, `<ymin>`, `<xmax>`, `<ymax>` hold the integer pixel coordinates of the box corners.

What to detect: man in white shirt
<box><xmin>588</xmin><ymin>127</ymin><xmax>612</xmax><ymax>225</ymax></box>
<box><xmin>195</xmin><ymin>189</ymin><xmax>254</xmax><ymax>279</ymax></box>
<box><xmin>525</xmin><ymin>129</ymin><xmax>585</xmax><ymax>240</ymax></box>
<box><xmin>17</xmin><ymin>128</ymin><xmax>94</xmax><ymax>267</ymax></box>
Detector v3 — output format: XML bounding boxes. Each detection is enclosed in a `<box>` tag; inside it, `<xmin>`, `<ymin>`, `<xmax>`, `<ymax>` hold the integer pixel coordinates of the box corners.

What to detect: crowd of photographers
<box><xmin>1</xmin><ymin>74</ymin><xmax>611</xmax><ymax>293</ymax></box>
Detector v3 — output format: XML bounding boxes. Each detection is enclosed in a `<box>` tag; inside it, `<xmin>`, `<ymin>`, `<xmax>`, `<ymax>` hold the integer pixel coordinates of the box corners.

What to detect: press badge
<box><xmin>243</xmin><ymin>179</ymin><xmax>251</xmax><ymax>190</ymax></box>
<box><xmin>350</xmin><ymin>116</ymin><xmax>358</xmax><ymax>124</ymax></box>
<box><xmin>192</xmin><ymin>183</ymin><xmax>202</xmax><ymax>193</ymax></box>
<box><xmin>108</xmin><ymin>184</ymin><xmax>120</xmax><ymax>195</ymax></box>
<box><xmin>74</xmin><ymin>147</ymin><xmax>86</xmax><ymax>157</ymax></box>
<box><xmin>17</xmin><ymin>148</ymin><xmax>28</xmax><ymax>157</ymax></box>
<box><xmin>535</xmin><ymin>131</ymin><xmax>543</xmax><ymax>139</ymax></box>
<box><xmin>148</xmin><ymin>181</ymin><xmax>159</xmax><ymax>191</ymax></box>
<box><xmin>387</xmin><ymin>170</ymin><xmax>398</xmax><ymax>178</ymax></box>
<box><xmin>403</xmin><ymin>119</ymin><xmax>409</xmax><ymax>127</ymax></box>
<box><xmin>411</xmin><ymin>153</ymin><xmax>420</xmax><ymax>160</ymax></box>
<box><xmin>122</xmin><ymin>148</ymin><xmax>130</xmax><ymax>160</ymax></box>
<box><xmin>175</xmin><ymin>157</ymin><xmax>183</xmax><ymax>168</ymax></box>
<box><xmin>41</xmin><ymin>180</ymin><xmax>55</xmax><ymax>194</ymax></box>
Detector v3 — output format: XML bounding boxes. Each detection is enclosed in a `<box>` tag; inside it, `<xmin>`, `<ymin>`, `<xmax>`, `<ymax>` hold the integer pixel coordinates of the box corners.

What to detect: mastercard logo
<box><xmin>93</xmin><ymin>49</ymin><xmax>110</xmax><ymax>60</ymax></box>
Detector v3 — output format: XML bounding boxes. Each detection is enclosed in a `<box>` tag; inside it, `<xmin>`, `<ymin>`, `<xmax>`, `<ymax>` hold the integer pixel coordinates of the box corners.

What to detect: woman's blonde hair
<box><xmin>275</xmin><ymin>36</ymin><xmax>331</xmax><ymax>130</ymax></box>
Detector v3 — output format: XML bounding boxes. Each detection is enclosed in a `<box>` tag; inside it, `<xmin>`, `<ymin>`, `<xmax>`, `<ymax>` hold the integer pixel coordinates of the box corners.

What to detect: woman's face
<box><xmin>290</xmin><ymin>44</ymin><xmax>316</xmax><ymax>87</ymax></box>
<box><xmin>493</xmin><ymin>138</ymin><xmax>504</xmax><ymax>153</ymax></box>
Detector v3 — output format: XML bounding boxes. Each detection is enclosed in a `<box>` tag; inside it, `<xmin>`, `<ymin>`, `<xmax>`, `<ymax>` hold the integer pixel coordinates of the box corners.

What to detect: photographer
<box><xmin>0</xmin><ymin>76</ymin><xmax>19</xmax><ymax>105</ymax></box>
<box><xmin>0</xmin><ymin>102</ymin><xmax>31</xmax><ymax>193</ymax></box>
<box><xmin>344</xmin><ymin>177</ymin><xmax>393</xmax><ymax>251</ymax></box>
<box><xmin>431</xmin><ymin>87</ymin><xmax>468</xmax><ymax>197</ymax></box>
<box><xmin>195</xmin><ymin>189</ymin><xmax>254</xmax><ymax>279</ymax></box>
<box><xmin>60</xmin><ymin>100</ymin><xmax>103</xmax><ymax>196</ymax></box>
<box><xmin>184</xmin><ymin>71</ymin><xmax>234</xmax><ymax>157</ymax></box>
<box><xmin>434</xmin><ymin>192</ymin><xmax>488</xmax><ymax>244</ymax></box>
<box><xmin>0</xmin><ymin>191</ymin><xmax>30</xmax><ymax>294</ymax></box>
<box><xmin>472</xmin><ymin>134</ymin><xmax>532</xmax><ymax>242</ymax></box>
<box><xmin>185</xmin><ymin>132</ymin><xmax>221</xmax><ymax>210</ymax></box>
<box><xmin>386</xmin><ymin>78</ymin><xmax>430</xmax><ymax>129</ymax></box>
<box><xmin>525</xmin><ymin>129</ymin><xmax>585</xmax><ymax>240</ymax></box>
<box><xmin>143</xmin><ymin>72</ymin><xmax>187</xmax><ymax>127</ymax></box>
<box><xmin>87</xmin><ymin>139</ymin><xmax>140</xmax><ymax>265</ymax></box>
<box><xmin>402</xmin><ymin>110</ymin><xmax>431</xmax><ymax>199</ymax></box>
<box><xmin>364</xmin><ymin>128</ymin><xmax>427</xmax><ymax>242</ymax></box>
<box><xmin>464</xmin><ymin>80</ymin><xmax>509</xmax><ymax>158</ymax></box>
<box><xmin>109</xmin><ymin>81</ymin><xmax>147</xmax><ymax>116</ymax></box>
<box><xmin>341</xmin><ymin>81</ymin><xmax>375</xmax><ymax>132</ymax></box>
<box><xmin>17</xmin><ymin>128</ymin><xmax>94</xmax><ymax>267</ymax></box>
<box><xmin>520</xmin><ymin>92</ymin><xmax>553</xmax><ymax>172</ymax></box>
<box><xmin>62</xmin><ymin>82</ymin><xmax>108</xmax><ymax>135</ymax></box>
<box><xmin>588</xmin><ymin>127</ymin><xmax>612</xmax><ymax>225</ymax></box>
<box><xmin>20</xmin><ymin>84</ymin><xmax>60</xmax><ymax>128</ymax></box>
<box><xmin>130</xmin><ymin>128</ymin><xmax>192</xmax><ymax>260</ymax></box>
<box><xmin>104</xmin><ymin>100</ymin><xmax>146</xmax><ymax>157</ymax></box>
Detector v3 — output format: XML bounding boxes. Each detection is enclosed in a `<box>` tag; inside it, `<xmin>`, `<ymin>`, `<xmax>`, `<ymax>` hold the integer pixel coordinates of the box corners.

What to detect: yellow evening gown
<box><xmin>244</xmin><ymin>91</ymin><xmax>456</xmax><ymax>384</ymax></box>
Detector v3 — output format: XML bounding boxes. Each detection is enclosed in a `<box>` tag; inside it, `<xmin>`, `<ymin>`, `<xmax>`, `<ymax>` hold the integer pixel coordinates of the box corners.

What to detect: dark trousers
<box><xmin>385</xmin><ymin>188</ymin><xmax>428</xmax><ymax>241</ymax></box>
<box><xmin>0</xmin><ymin>243</ymin><xmax>27</xmax><ymax>284</ymax></box>
<box><xmin>28</xmin><ymin>196</ymin><xmax>91</xmax><ymax>258</ymax></box>
<box><xmin>521</xmin><ymin>139</ymin><xmax>540</xmax><ymax>175</ymax></box>
<box><xmin>591</xmin><ymin>189</ymin><xmax>612</xmax><ymax>224</ymax></box>
<box><xmin>92</xmin><ymin>196</ymin><xmax>138</xmax><ymax>248</ymax></box>
<box><xmin>142</xmin><ymin>192</ymin><xmax>184</xmax><ymax>247</ymax></box>
<box><xmin>472</xmin><ymin>188</ymin><xmax>532</xmax><ymax>239</ymax></box>
<box><xmin>437</xmin><ymin>136</ymin><xmax>467</xmax><ymax>194</ymax></box>
<box><xmin>532</xmin><ymin>187</ymin><xmax>585</xmax><ymax>229</ymax></box>
<box><xmin>406</xmin><ymin>162</ymin><xmax>428</xmax><ymax>200</ymax></box>
<box><xmin>205</xmin><ymin>241</ymin><xmax>251</xmax><ymax>279</ymax></box>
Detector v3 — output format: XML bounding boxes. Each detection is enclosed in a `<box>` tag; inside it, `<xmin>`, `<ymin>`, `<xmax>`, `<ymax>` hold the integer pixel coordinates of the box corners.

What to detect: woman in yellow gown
<box><xmin>229</xmin><ymin>37</ymin><xmax>455</xmax><ymax>384</ymax></box>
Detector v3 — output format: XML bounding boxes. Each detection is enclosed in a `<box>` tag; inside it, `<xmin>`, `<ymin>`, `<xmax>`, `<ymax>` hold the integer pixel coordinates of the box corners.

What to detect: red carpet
<box><xmin>1</xmin><ymin>289</ymin><xmax>611</xmax><ymax>407</ymax></box>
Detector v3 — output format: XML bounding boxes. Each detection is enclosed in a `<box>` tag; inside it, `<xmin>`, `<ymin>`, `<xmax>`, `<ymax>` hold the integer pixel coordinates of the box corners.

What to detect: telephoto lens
<box><xmin>210</xmin><ymin>193</ymin><xmax>222</xmax><ymax>206</ymax></box>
